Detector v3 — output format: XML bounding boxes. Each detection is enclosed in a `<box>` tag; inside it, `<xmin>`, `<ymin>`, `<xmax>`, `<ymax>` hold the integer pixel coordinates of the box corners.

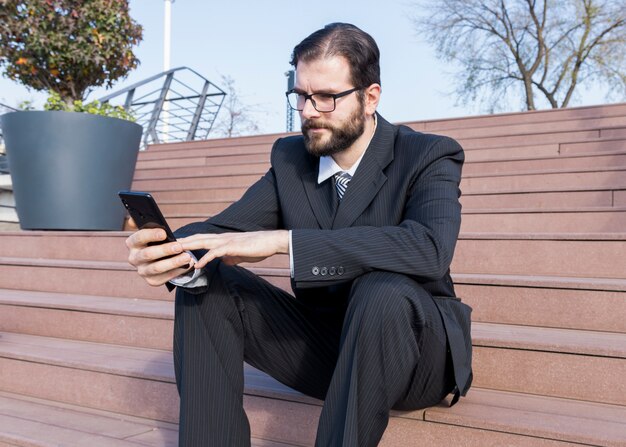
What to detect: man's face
<box><xmin>295</xmin><ymin>56</ymin><xmax>366</xmax><ymax>157</ymax></box>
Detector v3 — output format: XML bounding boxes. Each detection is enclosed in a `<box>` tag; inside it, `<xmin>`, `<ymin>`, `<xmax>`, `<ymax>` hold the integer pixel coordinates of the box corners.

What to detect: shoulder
<box><xmin>269</xmin><ymin>135</ymin><xmax>314</xmax><ymax>167</ymax></box>
<box><xmin>394</xmin><ymin>124</ymin><xmax>464</xmax><ymax>163</ymax></box>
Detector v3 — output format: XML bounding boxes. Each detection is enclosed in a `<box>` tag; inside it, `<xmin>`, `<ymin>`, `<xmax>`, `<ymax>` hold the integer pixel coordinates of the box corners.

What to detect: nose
<box><xmin>300</xmin><ymin>97</ymin><xmax>320</xmax><ymax>120</ymax></box>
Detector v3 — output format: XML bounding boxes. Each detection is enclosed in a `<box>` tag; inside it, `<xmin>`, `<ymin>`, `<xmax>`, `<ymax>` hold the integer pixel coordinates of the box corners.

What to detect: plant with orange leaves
<box><xmin>0</xmin><ymin>0</ymin><xmax>143</xmax><ymax>106</ymax></box>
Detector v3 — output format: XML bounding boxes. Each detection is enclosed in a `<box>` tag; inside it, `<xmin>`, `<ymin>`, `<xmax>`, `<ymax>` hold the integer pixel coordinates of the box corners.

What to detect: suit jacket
<box><xmin>175</xmin><ymin>114</ymin><xmax>473</xmax><ymax>399</ymax></box>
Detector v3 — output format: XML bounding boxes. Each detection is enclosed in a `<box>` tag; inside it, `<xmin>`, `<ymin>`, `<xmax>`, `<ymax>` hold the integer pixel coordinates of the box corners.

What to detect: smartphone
<box><xmin>118</xmin><ymin>191</ymin><xmax>177</xmax><ymax>246</ymax></box>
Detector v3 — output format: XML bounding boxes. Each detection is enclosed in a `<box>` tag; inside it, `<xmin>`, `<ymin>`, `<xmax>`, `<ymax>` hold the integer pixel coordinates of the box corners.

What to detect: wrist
<box><xmin>274</xmin><ymin>230</ymin><xmax>290</xmax><ymax>254</ymax></box>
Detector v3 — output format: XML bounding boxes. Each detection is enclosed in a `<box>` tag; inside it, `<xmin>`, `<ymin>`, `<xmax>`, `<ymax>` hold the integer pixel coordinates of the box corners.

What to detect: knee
<box><xmin>347</xmin><ymin>272</ymin><xmax>429</xmax><ymax>330</ymax></box>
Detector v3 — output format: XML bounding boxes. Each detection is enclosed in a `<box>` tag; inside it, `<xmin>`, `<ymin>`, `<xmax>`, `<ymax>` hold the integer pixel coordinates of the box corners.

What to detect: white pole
<box><xmin>163</xmin><ymin>0</ymin><xmax>173</xmax><ymax>142</ymax></box>
<box><xmin>164</xmin><ymin>0</ymin><xmax>172</xmax><ymax>71</ymax></box>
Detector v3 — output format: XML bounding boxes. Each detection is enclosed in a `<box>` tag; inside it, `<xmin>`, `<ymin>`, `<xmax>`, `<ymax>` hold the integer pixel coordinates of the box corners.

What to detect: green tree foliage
<box><xmin>414</xmin><ymin>0</ymin><xmax>626</xmax><ymax>111</ymax></box>
<box><xmin>0</xmin><ymin>0</ymin><xmax>143</xmax><ymax>104</ymax></box>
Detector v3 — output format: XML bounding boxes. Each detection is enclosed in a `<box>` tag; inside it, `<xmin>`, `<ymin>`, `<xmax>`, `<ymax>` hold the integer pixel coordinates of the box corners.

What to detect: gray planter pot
<box><xmin>1</xmin><ymin>111</ymin><xmax>142</xmax><ymax>230</ymax></box>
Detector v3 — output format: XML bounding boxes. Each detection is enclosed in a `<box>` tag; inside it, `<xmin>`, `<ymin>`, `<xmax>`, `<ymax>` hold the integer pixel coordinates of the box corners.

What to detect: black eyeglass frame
<box><xmin>285</xmin><ymin>87</ymin><xmax>362</xmax><ymax>112</ymax></box>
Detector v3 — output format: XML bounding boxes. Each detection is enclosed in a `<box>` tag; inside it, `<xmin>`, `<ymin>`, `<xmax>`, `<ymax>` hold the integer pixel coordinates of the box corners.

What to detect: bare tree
<box><xmin>413</xmin><ymin>0</ymin><xmax>626</xmax><ymax>111</ymax></box>
<box><xmin>213</xmin><ymin>75</ymin><xmax>262</xmax><ymax>138</ymax></box>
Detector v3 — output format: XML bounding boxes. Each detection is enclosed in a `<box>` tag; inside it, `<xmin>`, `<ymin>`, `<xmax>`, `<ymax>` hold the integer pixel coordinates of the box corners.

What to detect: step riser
<box><xmin>2</xmin><ymin>237</ymin><xmax>623</xmax><ymax>278</ymax></box>
<box><xmin>460</xmin><ymin>211</ymin><xmax>626</xmax><ymax>233</ymax></box>
<box><xmin>462</xmin><ymin>152</ymin><xmax>626</xmax><ymax>176</ymax></box>
<box><xmin>458</xmin><ymin>130</ymin><xmax>600</xmax><ymax>150</ymax></box>
<box><xmin>151</xmin><ymin>188</ymin><xmax>246</xmax><ymax>202</ymax></box>
<box><xmin>139</xmin><ymin>143</ymin><xmax>273</xmax><ymax>160</ymax></box>
<box><xmin>460</xmin><ymin>190</ymin><xmax>617</xmax><ymax>210</ymax></box>
<box><xmin>452</xmin><ymin>239</ymin><xmax>626</xmax><ymax>278</ymax></box>
<box><xmin>473</xmin><ymin>347</ymin><xmax>626</xmax><ymax>406</ymax></box>
<box><xmin>161</xmin><ymin>201</ymin><xmax>230</xmax><ymax>215</ymax></box>
<box><xmin>148</xmin><ymin>134</ymin><xmax>280</xmax><ymax>151</ymax></box>
<box><xmin>462</xmin><ymin>170</ymin><xmax>626</xmax><ymax>194</ymax></box>
<box><xmin>420</xmin><ymin>104</ymin><xmax>626</xmax><ymax>131</ymax></box>
<box><xmin>0</xmin><ymin>358</ymin><xmax>179</xmax><ymax>423</ymax></box>
<box><xmin>136</xmin><ymin>152</ymin><xmax>270</xmax><ymax>170</ymax></box>
<box><xmin>0</xmin><ymin>235</ymin><xmax>131</xmax><ymax>261</ymax></box>
<box><xmin>131</xmin><ymin>174</ymin><xmax>262</xmax><ymax>191</ymax></box>
<box><xmin>0</xmin><ymin>264</ymin><xmax>291</xmax><ymax>299</ymax></box>
<box><xmin>0</xmin><ymin>265</ymin><xmax>172</xmax><ymax>300</ymax></box>
<box><xmin>430</xmin><ymin>116</ymin><xmax>626</xmax><ymax>141</ymax></box>
<box><xmin>133</xmin><ymin>162</ymin><xmax>270</xmax><ymax>180</ymax></box>
<box><xmin>562</xmin><ymin>139</ymin><xmax>626</xmax><ymax>155</ymax></box>
<box><xmin>0</xmin><ymin>304</ymin><xmax>173</xmax><ymax>350</ymax></box>
<box><xmin>457</xmin><ymin>284</ymin><xmax>626</xmax><ymax>333</ymax></box>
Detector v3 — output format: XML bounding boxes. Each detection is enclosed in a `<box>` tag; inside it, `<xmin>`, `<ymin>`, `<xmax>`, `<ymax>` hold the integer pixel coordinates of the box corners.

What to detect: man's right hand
<box><xmin>125</xmin><ymin>223</ymin><xmax>194</xmax><ymax>287</ymax></box>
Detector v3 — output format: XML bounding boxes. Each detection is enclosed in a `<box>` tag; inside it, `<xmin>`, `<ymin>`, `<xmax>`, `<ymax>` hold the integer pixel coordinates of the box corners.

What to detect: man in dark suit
<box><xmin>126</xmin><ymin>23</ymin><xmax>472</xmax><ymax>447</ymax></box>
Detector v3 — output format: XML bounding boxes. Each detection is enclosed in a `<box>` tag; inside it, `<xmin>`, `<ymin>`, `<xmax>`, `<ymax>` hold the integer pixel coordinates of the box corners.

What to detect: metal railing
<box><xmin>99</xmin><ymin>67</ymin><xmax>226</xmax><ymax>148</ymax></box>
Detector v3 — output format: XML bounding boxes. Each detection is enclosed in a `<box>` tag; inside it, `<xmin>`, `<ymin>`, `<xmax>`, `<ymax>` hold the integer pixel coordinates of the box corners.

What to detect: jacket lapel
<box><xmin>332</xmin><ymin>114</ymin><xmax>396</xmax><ymax>229</ymax></box>
<box><xmin>302</xmin><ymin>167</ymin><xmax>337</xmax><ymax>230</ymax></box>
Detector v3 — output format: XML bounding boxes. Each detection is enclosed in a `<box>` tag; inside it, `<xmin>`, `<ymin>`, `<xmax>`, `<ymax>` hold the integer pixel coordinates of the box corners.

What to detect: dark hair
<box><xmin>290</xmin><ymin>23</ymin><xmax>381</xmax><ymax>88</ymax></box>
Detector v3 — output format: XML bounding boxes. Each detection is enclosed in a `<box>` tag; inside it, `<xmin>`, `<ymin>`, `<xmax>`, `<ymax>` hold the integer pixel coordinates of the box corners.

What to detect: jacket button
<box><xmin>320</xmin><ymin>267</ymin><xmax>328</xmax><ymax>276</ymax></box>
<box><xmin>329</xmin><ymin>267</ymin><xmax>336</xmax><ymax>275</ymax></box>
<box><xmin>337</xmin><ymin>266</ymin><xmax>344</xmax><ymax>275</ymax></box>
<box><xmin>312</xmin><ymin>266</ymin><xmax>320</xmax><ymax>276</ymax></box>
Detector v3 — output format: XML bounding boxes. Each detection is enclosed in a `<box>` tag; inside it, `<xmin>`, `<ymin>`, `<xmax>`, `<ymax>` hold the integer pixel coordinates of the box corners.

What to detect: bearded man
<box><xmin>126</xmin><ymin>22</ymin><xmax>473</xmax><ymax>447</ymax></box>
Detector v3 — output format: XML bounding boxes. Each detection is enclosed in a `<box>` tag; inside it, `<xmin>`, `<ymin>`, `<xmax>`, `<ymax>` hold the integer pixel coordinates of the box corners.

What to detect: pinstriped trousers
<box><xmin>174</xmin><ymin>260</ymin><xmax>454</xmax><ymax>447</ymax></box>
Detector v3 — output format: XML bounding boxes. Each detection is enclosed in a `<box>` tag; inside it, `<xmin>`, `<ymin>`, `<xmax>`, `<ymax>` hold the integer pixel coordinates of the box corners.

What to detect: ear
<box><xmin>363</xmin><ymin>83</ymin><xmax>381</xmax><ymax>116</ymax></box>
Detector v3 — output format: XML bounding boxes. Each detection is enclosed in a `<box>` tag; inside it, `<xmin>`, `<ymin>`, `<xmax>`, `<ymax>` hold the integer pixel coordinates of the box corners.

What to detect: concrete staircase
<box><xmin>1</xmin><ymin>103</ymin><xmax>625</xmax><ymax>446</ymax></box>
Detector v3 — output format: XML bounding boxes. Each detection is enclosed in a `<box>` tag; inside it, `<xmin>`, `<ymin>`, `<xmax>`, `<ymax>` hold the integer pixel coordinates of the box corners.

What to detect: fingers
<box><xmin>137</xmin><ymin>253</ymin><xmax>193</xmax><ymax>279</ymax></box>
<box><xmin>125</xmin><ymin>228</ymin><xmax>167</xmax><ymax>250</ymax></box>
<box><xmin>143</xmin><ymin>264</ymin><xmax>194</xmax><ymax>287</ymax></box>
<box><xmin>127</xmin><ymin>217</ymin><xmax>138</xmax><ymax>230</ymax></box>
<box><xmin>128</xmin><ymin>241</ymin><xmax>183</xmax><ymax>267</ymax></box>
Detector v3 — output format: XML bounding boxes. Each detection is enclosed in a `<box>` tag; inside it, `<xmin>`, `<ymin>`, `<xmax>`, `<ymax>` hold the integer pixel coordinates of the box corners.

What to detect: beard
<box><xmin>301</xmin><ymin>101</ymin><xmax>366</xmax><ymax>157</ymax></box>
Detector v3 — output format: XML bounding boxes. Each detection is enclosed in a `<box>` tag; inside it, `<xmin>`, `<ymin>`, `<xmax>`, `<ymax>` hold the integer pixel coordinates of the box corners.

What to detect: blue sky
<box><xmin>0</xmin><ymin>0</ymin><xmax>613</xmax><ymax>134</ymax></box>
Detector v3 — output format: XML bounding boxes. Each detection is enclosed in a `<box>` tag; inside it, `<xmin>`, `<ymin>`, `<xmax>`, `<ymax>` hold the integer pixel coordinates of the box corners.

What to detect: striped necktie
<box><xmin>334</xmin><ymin>171</ymin><xmax>352</xmax><ymax>200</ymax></box>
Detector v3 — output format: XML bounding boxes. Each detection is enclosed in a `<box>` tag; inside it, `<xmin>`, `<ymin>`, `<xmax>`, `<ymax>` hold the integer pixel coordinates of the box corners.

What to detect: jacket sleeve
<box><xmin>291</xmin><ymin>136</ymin><xmax>463</xmax><ymax>288</ymax></box>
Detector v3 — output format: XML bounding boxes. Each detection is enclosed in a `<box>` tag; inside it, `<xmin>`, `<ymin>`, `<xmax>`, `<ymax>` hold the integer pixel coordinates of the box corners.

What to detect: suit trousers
<box><xmin>173</xmin><ymin>260</ymin><xmax>454</xmax><ymax>447</ymax></box>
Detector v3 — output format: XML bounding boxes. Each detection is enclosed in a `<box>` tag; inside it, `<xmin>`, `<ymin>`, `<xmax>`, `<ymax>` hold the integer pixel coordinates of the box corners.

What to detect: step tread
<box><xmin>0</xmin><ymin>332</ymin><xmax>174</xmax><ymax>382</ymax></box>
<box><xmin>0</xmin><ymin>392</ymin><xmax>176</xmax><ymax>447</ymax></box>
<box><xmin>428</xmin><ymin>388</ymin><xmax>626</xmax><ymax>446</ymax></box>
<box><xmin>473</xmin><ymin>322</ymin><xmax>626</xmax><ymax>358</ymax></box>
<box><xmin>0</xmin><ymin>392</ymin><xmax>295</xmax><ymax>447</ymax></box>
<box><xmin>452</xmin><ymin>273</ymin><xmax>626</xmax><ymax>291</ymax></box>
<box><xmin>0</xmin><ymin>289</ymin><xmax>172</xmax><ymax>318</ymax></box>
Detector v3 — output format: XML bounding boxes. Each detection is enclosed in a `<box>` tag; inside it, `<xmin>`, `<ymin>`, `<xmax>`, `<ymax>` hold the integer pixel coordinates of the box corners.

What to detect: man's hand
<box><xmin>125</xmin><ymin>221</ymin><xmax>195</xmax><ymax>287</ymax></box>
<box><xmin>178</xmin><ymin>230</ymin><xmax>289</xmax><ymax>269</ymax></box>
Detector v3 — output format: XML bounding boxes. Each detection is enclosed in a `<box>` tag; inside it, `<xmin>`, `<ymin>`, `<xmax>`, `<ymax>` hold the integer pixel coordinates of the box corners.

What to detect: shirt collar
<box><xmin>317</xmin><ymin>114</ymin><xmax>378</xmax><ymax>184</ymax></box>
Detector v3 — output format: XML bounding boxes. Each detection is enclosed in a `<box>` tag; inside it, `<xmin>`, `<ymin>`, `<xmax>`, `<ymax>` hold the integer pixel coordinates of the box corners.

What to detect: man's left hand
<box><xmin>178</xmin><ymin>230</ymin><xmax>289</xmax><ymax>269</ymax></box>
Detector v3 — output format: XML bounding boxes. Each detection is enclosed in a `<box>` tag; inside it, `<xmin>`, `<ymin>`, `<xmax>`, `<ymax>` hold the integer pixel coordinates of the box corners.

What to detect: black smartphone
<box><xmin>118</xmin><ymin>190</ymin><xmax>177</xmax><ymax>246</ymax></box>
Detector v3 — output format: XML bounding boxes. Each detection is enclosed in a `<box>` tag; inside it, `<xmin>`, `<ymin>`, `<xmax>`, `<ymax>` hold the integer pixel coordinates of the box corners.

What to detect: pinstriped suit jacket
<box><xmin>175</xmin><ymin>113</ymin><xmax>473</xmax><ymax>399</ymax></box>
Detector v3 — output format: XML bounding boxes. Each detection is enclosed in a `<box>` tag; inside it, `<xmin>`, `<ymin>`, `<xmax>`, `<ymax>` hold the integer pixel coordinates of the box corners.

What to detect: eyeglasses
<box><xmin>285</xmin><ymin>87</ymin><xmax>361</xmax><ymax>113</ymax></box>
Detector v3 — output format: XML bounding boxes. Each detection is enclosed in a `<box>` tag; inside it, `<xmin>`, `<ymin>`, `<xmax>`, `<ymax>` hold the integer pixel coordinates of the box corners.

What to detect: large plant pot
<box><xmin>0</xmin><ymin>111</ymin><xmax>142</xmax><ymax>230</ymax></box>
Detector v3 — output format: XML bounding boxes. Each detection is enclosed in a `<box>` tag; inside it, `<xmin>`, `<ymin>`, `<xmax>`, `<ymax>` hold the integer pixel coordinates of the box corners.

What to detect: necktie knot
<box><xmin>334</xmin><ymin>171</ymin><xmax>352</xmax><ymax>200</ymax></box>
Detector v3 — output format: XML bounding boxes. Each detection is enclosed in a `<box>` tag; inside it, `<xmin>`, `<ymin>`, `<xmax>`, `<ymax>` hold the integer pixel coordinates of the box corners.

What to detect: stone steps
<box><xmin>1</xmin><ymin>287</ymin><xmax>624</xmax><ymax>405</ymax></box>
<box><xmin>3</xmin><ymin>103</ymin><xmax>626</xmax><ymax>445</ymax></box>
<box><xmin>137</xmin><ymin>144</ymin><xmax>626</xmax><ymax>172</ymax></box>
<box><xmin>0</xmin><ymin>333</ymin><xmax>624</xmax><ymax>446</ymax></box>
